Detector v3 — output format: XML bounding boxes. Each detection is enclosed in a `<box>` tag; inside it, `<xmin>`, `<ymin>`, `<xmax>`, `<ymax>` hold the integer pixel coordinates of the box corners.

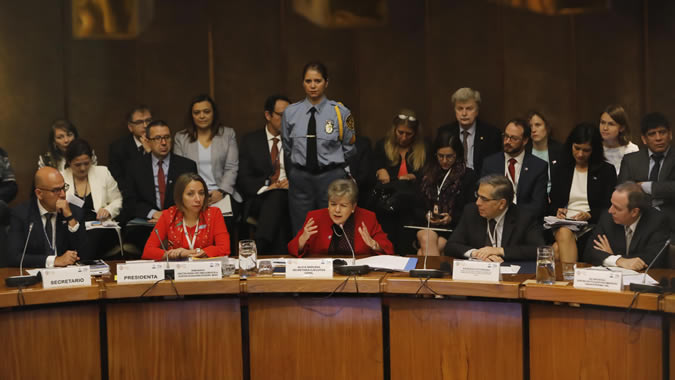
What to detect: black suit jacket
<box><xmin>437</xmin><ymin>120</ymin><xmax>502</xmax><ymax>172</ymax></box>
<box><xmin>109</xmin><ymin>134</ymin><xmax>145</xmax><ymax>186</ymax></box>
<box><xmin>549</xmin><ymin>161</ymin><xmax>616</xmax><ymax>224</ymax></box>
<box><xmin>618</xmin><ymin>149</ymin><xmax>675</xmax><ymax>235</ymax></box>
<box><xmin>481</xmin><ymin>152</ymin><xmax>548</xmax><ymax>217</ymax></box>
<box><xmin>7</xmin><ymin>199</ymin><xmax>89</xmax><ymax>268</ymax></box>
<box><xmin>445</xmin><ymin>203</ymin><xmax>545</xmax><ymax>261</ymax></box>
<box><xmin>124</xmin><ymin>153</ymin><xmax>198</xmax><ymax>219</ymax></box>
<box><xmin>238</xmin><ymin>129</ymin><xmax>276</xmax><ymax>197</ymax></box>
<box><xmin>584</xmin><ymin>207</ymin><xmax>670</xmax><ymax>267</ymax></box>
<box><xmin>526</xmin><ymin>139</ymin><xmax>564</xmax><ymax>169</ymax></box>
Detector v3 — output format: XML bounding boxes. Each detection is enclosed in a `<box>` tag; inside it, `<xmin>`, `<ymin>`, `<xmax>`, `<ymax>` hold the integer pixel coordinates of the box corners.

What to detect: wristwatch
<box><xmin>195</xmin><ymin>248</ymin><xmax>203</xmax><ymax>256</ymax></box>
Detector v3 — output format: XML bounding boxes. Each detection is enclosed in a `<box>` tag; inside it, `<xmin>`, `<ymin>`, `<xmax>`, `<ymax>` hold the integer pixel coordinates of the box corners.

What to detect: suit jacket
<box><xmin>288</xmin><ymin>207</ymin><xmax>394</xmax><ymax>257</ymax></box>
<box><xmin>63</xmin><ymin>165</ymin><xmax>123</xmax><ymax>219</ymax></box>
<box><xmin>173</xmin><ymin>127</ymin><xmax>242</xmax><ymax>202</ymax></box>
<box><xmin>584</xmin><ymin>207</ymin><xmax>670</xmax><ymax>267</ymax></box>
<box><xmin>7</xmin><ymin>199</ymin><xmax>89</xmax><ymax>268</ymax></box>
<box><xmin>124</xmin><ymin>153</ymin><xmax>198</xmax><ymax>219</ymax></box>
<box><xmin>549</xmin><ymin>161</ymin><xmax>616</xmax><ymax>224</ymax></box>
<box><xmin>108</xmin><ymin>134</ymin><xmax>145</xmax><ymax>186</ymax></box>
<box><xmin>481</xmin><ymin>152</ymin><xmax>548</xmax><ymax>217</ymax></box>
<box><xmin>237</xmin><ymin>128</ymin><xmax>277</xmax><ymax>198</ymax></box>
<box><xmin>526</xmin><ymin>139</ymin><xmax>564</xmax><ymax>169</ymax></box>
<box><xmin>445</xmin><ymin>203</ymin><xmax>545</xmax><ymax>261</ymax></box>
<box><xmin>437</xmin><ymin>120</ymin><xmax>502</xmax><ymax>172</ymax></box>
<box><xmin>618</xmin><ymin>149</ymin><xmax>675</xmax><ymax>235</ymax></box>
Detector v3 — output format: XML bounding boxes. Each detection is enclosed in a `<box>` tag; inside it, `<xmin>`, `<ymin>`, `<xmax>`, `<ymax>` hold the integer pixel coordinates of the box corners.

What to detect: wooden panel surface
<box><xmin>0</xmin><ymin>304</ymin><xmax>101</xmax><ymax>379</ymax></box>
<box><xmin>671</xmin><ymin>316</ymin><xmax>675</xmax><ymax>380</ymax></box>
<box><xmin>244</xmin><ymin>272</ymin><xmax>385</xmax><ymax>293</ymax></box>
<box><xmin>388</xmin><ymin>297</ymin><xmax>523</xmax><ymax>380</ymax></box>
<box><xmin>248</xmin><ymin>296</ymin><xmax>383</xmax><ymax>380</ymax></box>
<box><xmin>524</xmin><ymin>281</ymin><xmax>661</xmax><ymax>311</ymax></box>
<box><xmin>384</xmin><ymin>272</ymin><xmax>521</xmax><ymax>298</ymax></box>
<box><xmin>0</xmin><ymin>268</ymin><xmax>101</xmax><ymax>307</ymax></box>
<box><xmin>529</xmin><ymin>303</ymin><xmax>662</xmax><ymax>380</ymax></box>
<box><xmin>102</xmin><ymin>276</ymin><xmax>241</xmax><ymax>299</ymax></box>
<box><xmin>107</xmin><ymin>298</ymin><xmax>242</xmax><ymax>380</ymax></box>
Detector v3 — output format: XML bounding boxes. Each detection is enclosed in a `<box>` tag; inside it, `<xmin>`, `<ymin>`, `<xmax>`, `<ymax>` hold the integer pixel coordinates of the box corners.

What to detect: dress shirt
<box><xmin>464</xmin><ymin>207</ymin><xmax>508</xmax><ymax>258</ymax></box>
<box><xmin>37</xmin><ymin>199</ymin><xmax>80</xmax><ymax>268</ymax></box>
<box><xmin>150</xmin><ymin>153</ymin><xmax>171</xmax><ymax>217</ymax></box>
<box><xmin>602</xmin><ymin>215</ymin><xmax>641</xmax><ymax>267</ymax></box>
<box><xmin>503</xmin><ymin>150</ymin><xmax>526</xmax><ymax>202</ymax></box>
<box><xmin>257</xmin><ymin>126</ymin><xmax>287</xmax><ymax>195</ymax></box>
<box><xmin>459</xmin><ymin>123</ymin><xmax>476</xmax><ymax>170</ymax></box>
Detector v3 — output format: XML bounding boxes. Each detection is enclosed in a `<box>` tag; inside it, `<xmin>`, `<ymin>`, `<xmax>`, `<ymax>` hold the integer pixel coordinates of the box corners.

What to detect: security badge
<box><xmin>325</xmin><ymin>119</ymin><xmax>334</xmax><ymax>134</ymax></box>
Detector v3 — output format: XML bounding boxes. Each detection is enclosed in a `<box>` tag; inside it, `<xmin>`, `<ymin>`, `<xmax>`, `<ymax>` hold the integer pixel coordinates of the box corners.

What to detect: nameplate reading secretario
<box><xmin>42</xmin><ymin>266</ymin><xmax>92</xmax><ymax>289</ymax></box>
<box><xmin>168</xmin><ymin>261</ymin><xmax>222</xmax><ymax>281</ymax></box>
<box><xmin>116</xmin><ymin>262</ymin><xmax>165</xmax><ymax>284</ymax></box>
<box><xmin>452</xmin><ymin>260</ymin><xmax>500</xmax><ymax>283</ymax></box>
<box><xmin>286</xmin><ymin>259</ymin><xmax>333</xmax><ymax>279</ymax></box>
<box><xmin>573</xmin><ymin>268</ymin><xmax>623</xmax><ymax>291</ymax></box>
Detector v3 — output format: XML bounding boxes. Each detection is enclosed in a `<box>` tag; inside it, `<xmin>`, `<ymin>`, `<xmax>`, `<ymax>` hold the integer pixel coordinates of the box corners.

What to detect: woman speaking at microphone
<box><xmin>288</xmin><ymin>179</ymin><xmax>394</xmax><ymax>257</ymax></box>
<box><xmin>143</xmin><ymin>173</ymin><xmax>230</xmax><ymax>260</ymax></box>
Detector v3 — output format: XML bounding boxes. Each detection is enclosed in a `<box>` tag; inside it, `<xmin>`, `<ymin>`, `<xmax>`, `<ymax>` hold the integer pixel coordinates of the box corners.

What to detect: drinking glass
<box><xmin>238</xmin><ymin>240</ymin><xmax>257</xmax><ymax>278</ymax></box>
<box><xmin>536</xmin><ymin>246</ymin><xmax>555</xmax><ymax>284</ymax></box>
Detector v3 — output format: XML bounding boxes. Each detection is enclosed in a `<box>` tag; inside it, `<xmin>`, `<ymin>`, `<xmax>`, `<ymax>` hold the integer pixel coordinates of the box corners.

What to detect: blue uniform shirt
<box><xmin>282</xmin><ymin>97</ymin><xmax>356</xmax><ymax>168</ymax></box>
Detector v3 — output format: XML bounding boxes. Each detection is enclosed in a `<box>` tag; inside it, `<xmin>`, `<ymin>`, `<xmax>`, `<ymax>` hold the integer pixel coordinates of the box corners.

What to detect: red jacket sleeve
<box><xmin>142</xmin><ymin>210</ymin><xmax>169</xmax><ymax>260</ymax></box>
<box><xmin>356</xmin><ymin>208</ymin><xmax>394</xmax><ymax>255</ymax></box>
<box><xmin>203</xmin><ymin>208</ymin><xmax>230</xmax><ymax>257</ymax></box>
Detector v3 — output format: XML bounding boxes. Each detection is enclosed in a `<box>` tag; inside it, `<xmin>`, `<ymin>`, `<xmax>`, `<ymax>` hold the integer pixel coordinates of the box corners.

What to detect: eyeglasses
<box><xmin>130</xmin><ymin>118</ymin><xmax>152</xmax><ymax>126</ymax></box>
<box><xmin>474</xmin><ymin>191</ymin><xmax>498</xmax><ymax>202</ymax></box>
<box><xmin>436</xmin><ymin>153</ymin><xmax>456</xmax><ymax>161</ymax></box>
<box><xmin>148</xmin><ymin>135</ymin><xmax>172</xmax><ymax>143</ymax></box>
<box><xmin>38</xmin><ymin>183</ymin><xmax>69</xmax><ymax>195</ymax></box>
<box><xmin>502</xmin><ymin>133</ymin><xmax>523</xmax><ymax>142</ymax></box>
<box><xmin>273</xmin><ymin>111</ymin><xmax>284</xmax><ymax>117</ymax></box>
<box><xmin>397</xmin><ymin>114</ymin><xmax>417</xmax><ymax>122</ymax></box>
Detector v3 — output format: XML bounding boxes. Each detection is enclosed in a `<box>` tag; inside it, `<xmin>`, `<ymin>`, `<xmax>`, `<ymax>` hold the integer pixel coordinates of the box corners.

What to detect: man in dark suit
<box><xmin>124</xmin><ymin>120</ymin><xmax>198</xmax><ymax>223</ymax></box>
<box><xmin>0</xmin><ymin>147</ymin><xmax>18</xmax><ymax>203</ymax></box>
<box><xmin>618</xmin><ymin>112</ymin><xmax>675</xmax><ymax>238</ymax></box>
<box><xmin>108</xmin><ymin>105</ymin><xmax>153</xmax><ymax>186</ymax></box>
<box><xmin>238</xmin><ymin>95</ymin><xmax>292</xmax><ymax>253</ymax></box>
<box><xmin>436</xmin><ymin>87</ymin><xmax>502</xmax><ymax>172</ymax></box>
<box><xmin>481</xmin><ymin>118</ymin><xmax>548</xmax><ymax>218</ymax></box>
<box><xmin>445</xmin><ymin>175</ymin><xmax>544</xmax><ymax>261</ymax></box>
<box><xmin>7</xmin><ymin>167</ymin><xmax>89</xmax><ymax>268</ymax></box>
<box><xmin>585</xmin><ymin>182</ymin><xmax>670</xmax><ymax>269</ymax></box>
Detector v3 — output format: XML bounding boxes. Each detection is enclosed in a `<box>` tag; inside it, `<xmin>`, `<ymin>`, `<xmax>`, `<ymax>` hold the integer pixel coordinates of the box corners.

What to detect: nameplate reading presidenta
<box><xmin>42</xmin><ymin>266</ymin><xmax>91</xmax><ymax>289</ymax></box>
<box><xmin>168</xmin><ymin>261</ymin><xmax>222</xmax><ymax>281</ymax></box>
<box><xmin>116</xmin><ymin>262</ymin><xmax>165</xmax><ymax>284</ymax></box>
<box><xmin>452</xmin><ymin>260</ymin><xmax>500</xmax><ymax>283</ymax></box>
<box><xmin>286</xmin><ymin>259</ymin><xmax>333</xmax><ymax>279</ymax></box>
<box><xmin>573</xmin><ymin>268</ymin><xmax>623</xmax><ymax>291</ymax></box>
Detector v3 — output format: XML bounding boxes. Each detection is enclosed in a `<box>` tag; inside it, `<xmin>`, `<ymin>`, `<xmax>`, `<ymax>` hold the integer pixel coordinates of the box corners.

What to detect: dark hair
<box><xmin>173</xmin><ymin>173</ymin><xmax>209</xmax><ymax>214</ymax></box>
<box><xmin>602</xmin><ymin>105</ymin><xmax>631</xmax><ymax>145</ymax></box>
<box><xmin>562</xmin><ymin>122</ymin><xmax>605</xmax><ymax>171</ymax></box>
<box><xmin>505</xmin><ymin>118</ymin><xmax>531</xmax><ymax>141</ymax></box>
<box><xmin>264</xmin><ymin>95</ymin><xmax>291</xmax><ymax>114</ymax></box>
<box><xmin>526</xmin><ymin>110</ymin><xmax>552</xmax><ymax>139</ymax></box>
<box><xmin>433</xmin><ymin>129</ymin><xmax>465</xmax><ymax>165</ymax></box>
<box><xmin>184</xmin><ymin>94</ymin><xmax>222</xmax><ymax>142</ymax></box>
<box><xmin>126</xmin><ymin>105</ymin><xmax>152</xmax><ymax>123</ymax></box>
<box><xmin>302</xmin><ymin>61</ymin><xmax>329</xmax><ymax>81</ymax></box>
<box><xmin>615</xmin><ymin>181</ymin><xmax>650</xmax><ymax>212</ymax></box>
<box><xmin>640</xmin><ymin>112</ymin><xmax>670</xmax><ymax>135</ymax></box>
<box><xmin>145</xmin><ymin>120</ymin><xmax>170</xmax><ymax>138</ymax></box>
<box><xmin>478</xmin><ymin>174</ymin><xmax>514</xmax><ymax>205</ymax></box>
<box><xmin>48</xmin><ymin>119</ymin><xmax>79</xmax><ymax>160</ymax></box>
<box><xmin>65</xmin><ymin>139</ymin><xmax>93</xmax><ymax>163</ymax></box>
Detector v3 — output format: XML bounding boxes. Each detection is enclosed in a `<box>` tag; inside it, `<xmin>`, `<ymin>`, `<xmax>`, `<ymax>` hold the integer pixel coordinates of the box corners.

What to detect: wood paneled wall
<box><xmin>1</xmin><ymin>0</ymin><xmax>673</xmax><ymax>203</ymax></box>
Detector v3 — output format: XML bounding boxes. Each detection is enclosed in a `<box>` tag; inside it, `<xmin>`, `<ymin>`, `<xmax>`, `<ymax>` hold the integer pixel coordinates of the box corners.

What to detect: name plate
<box><xmin>452</xmin><ymin>260</ymin><xmax>501</xmax><ymax>283</ymax></box>
<box><xmin>168</xmin><ymin>261</ymin><xmax>222</xmax><ymax>281</ymax></box>
<box><xmin>286</xmin><ymin>259</ymin><xmax>333</xmax><ymax>279</ymax></box>
<box><xmin>43</xmin><ymin>266</ymin><xmax>91</xmax><ymax>289</ymax></box>
<box><xmin>573</xmin><ymin>268</ymin><xmax>623</xmax><ymax>291</ymax></box>
<box><xmin>117</xmin><ymin>262</ymin><xmax>165</xmax><ymax>284</ymax></box>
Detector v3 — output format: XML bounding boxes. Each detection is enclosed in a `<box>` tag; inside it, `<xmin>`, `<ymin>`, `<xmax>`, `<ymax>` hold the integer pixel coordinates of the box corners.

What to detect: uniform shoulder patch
<box><xmin>346</xmin><ymin>114</ymin><xmax>355</xmax><ymax>131</ymax></box>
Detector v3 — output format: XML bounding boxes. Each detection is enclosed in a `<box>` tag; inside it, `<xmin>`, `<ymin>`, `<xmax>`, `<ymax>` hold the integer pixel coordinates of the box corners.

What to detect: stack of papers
<box><xmin>589</xmin><ymin>266</ymin><xmax>659</xmax><ymax>286</ymax></box>
<box><xmin>543</xmin><ymin>216</ymin><xmax>588</xmax><ymax>231</ymax></box>
<box><xmin>85</xmin><ymin>220</ymin><xmax>120</xmax><ymax>230</ymax></box>
<box><xmin>354</xmin><ymin>256</ymin><xmax>417</xmax><ymax>271</ymax></box>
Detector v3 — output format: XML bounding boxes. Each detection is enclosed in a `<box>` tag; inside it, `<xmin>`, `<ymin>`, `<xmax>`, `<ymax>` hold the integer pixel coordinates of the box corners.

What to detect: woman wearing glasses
<box><xmin>38</xmin><ymin>119</ymin><xmax>97</xmax><ymax>172</ymax></box>
<box><xmin>414</xmin><ymin>130</ymin><xmax>477</xmax><ymax>256</ymax></box>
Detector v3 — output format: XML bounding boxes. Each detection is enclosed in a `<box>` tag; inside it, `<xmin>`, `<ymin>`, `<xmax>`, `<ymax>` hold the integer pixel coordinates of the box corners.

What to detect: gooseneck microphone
<box><xmin>333</xmin><ymin>223</ymin><xmax>371</xmax><ymax>276</ymax></box>
<box><xmin>410</xmin><ymin>212</ymin><xmax>443</xmax><ymax>278</ymax></box>
<box><xmin>6</xmin><ymin>223</ymin><xmax>41</xmax><ymax>287</ymax></box>
<box><xmin>155</xmin><ymin>228</ymin><xmax>175</xmax><ymax>280</ymax></box>
<box><xmin>629</xmin><ymin>238</ymin><xmax>671</xmax><ymax>293</ymax></box>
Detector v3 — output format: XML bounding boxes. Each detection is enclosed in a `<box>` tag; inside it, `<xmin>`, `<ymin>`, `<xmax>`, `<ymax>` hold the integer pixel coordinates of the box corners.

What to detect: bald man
<box><xmin>7</xmin><ymin>167</ymin><xmax>89</xmax><ymax>268</ymax></box>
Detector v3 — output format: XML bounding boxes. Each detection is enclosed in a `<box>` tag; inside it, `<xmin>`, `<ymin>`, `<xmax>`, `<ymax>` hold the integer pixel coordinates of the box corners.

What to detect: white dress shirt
<box><xmin>503</xmin><ymin>150</ymin><xmax>526</xmax><ymax>203</ymax></box>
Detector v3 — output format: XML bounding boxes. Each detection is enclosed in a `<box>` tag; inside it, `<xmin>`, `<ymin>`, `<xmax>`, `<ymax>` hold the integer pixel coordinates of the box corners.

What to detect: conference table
<box><xmin>0</xmin><ymin>260</ymin><xmax>672</xmax><ymax>380</ymax></box>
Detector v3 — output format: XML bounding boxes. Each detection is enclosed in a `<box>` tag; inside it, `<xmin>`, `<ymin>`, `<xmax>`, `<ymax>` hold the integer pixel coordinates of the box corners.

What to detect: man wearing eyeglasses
<box><xmin>445</xmin><ymin>175</ymin><xmax>544</xmax><ymax>261</ymax></box>
<box><xmin>481</xmin><ymin>118</ymin><xmax>548</xmax><ymax>219</ymax></box>
<box><xmin>7</xmin><ymin>167</ymin><xmax>90</xmax><ymax>268</ymax></box>
<box><xmin>108</xmin><ymin>105</ymin><xmax>153</xmax><ymax>187</ymax></box>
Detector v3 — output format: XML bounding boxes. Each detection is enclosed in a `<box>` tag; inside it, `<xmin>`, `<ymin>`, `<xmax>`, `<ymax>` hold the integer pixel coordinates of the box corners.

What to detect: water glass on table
<box><xmin>536</xmin><ymin>246</ymin><xmax>555</xmax><ymax>284</ymax></box>
<box><xmin>238</xmin><ymin>240</ymin><xmax>257</xmax><ymax>278</ymax></box>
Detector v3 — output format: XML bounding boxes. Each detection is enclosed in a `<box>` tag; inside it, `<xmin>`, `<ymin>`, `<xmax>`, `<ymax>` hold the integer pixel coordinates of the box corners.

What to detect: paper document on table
<box><xmin>623</xmin><ymin>273</ymin><xmax>658</xmax><ymax>286</ymax></box>
<box><xmin>85</xmin><ymin>220</ymin><xmax>121</xmax><ymax>230</ymax></box>
<box><xmin>354</xmin><ymin>256</ymin><xmax>417</xmax><ymax>271</ymax></box>
<box><xmin>499</xmin><ymin>265</ymin><xmax>521</xmax><ymax>274</ymax></box>
<box><xmin>590</xmin><ymin>266</ymin><xmax>639</xmax><ymax>275</ymax></box>
<box><xmin>543</xmin><ymin>216</ymin><xmax>588</xmax><ymax>231</ymax></box>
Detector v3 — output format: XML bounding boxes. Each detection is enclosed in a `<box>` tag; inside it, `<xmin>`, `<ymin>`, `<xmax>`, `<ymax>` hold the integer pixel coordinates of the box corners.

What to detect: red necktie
<box><xmin>270</xmin><ymin>137</ymin><xmax>280</xmax><ymax>183</ymax></box>
<box><xmin>508</xmin><ymin>158</ymin><xmax>517</xmax><ymax>184</ymax></box>
<box><xmin>158</xmin><ymin>160</ymin><xmax>166</xmax><ymax>208</ymax></box>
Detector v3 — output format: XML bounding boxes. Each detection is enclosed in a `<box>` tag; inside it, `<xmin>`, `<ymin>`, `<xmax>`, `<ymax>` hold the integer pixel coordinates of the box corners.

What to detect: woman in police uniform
<box><xmin>282</xmin><ymin>61</ymin><xmax>356</xmax><ymax>234</ymax></box>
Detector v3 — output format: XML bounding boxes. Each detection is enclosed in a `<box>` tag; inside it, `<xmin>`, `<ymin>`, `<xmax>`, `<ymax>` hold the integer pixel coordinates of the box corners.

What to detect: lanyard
<box><xmin>486</xmin><ymin>221</ymin><xmax>498</xmax><ymax>247</ymax></box>
<box><xmin>182</xmin><ymin>218</ymin><xmax>200</xmax><ymax>250</ymax></box>
<box><xmin>436</xmin><ymin>168</ymin><xmax>452</xmax><ymax>201</ymax></box>
<box><xmin>42</xmin><ymin>213</ymin><xmax>56</xmax><ymax>254</ymax></box>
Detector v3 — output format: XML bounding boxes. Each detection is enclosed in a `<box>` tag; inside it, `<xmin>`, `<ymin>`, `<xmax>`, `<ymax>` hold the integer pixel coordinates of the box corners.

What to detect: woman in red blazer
<box><xmin>288</xmin><ymin>179</ymin><xmax>394</xmax><ymax>257</ymax></box>
<box><xmin>143</xmin><ymin>173</ymin><xmax>230</xmax><ymax>260</ymax></box>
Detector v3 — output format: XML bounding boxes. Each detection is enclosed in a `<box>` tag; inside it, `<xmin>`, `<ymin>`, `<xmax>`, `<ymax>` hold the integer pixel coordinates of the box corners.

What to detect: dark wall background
<box><xmin>1</xmin><ymin>0</ymin><xmax>673</xmax><ymax>203</ymax></box>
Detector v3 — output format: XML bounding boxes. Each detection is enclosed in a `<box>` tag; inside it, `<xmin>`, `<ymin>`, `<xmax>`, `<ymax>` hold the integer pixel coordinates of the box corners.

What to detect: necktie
<box><xmin>157</xmin><ymin>160</ymin><xmax>166</xmax><ymax>208</ymax></box>
<box><xmin>138</xmin><ymin>145</ymin><xmax>144</xmax><ymax>154</ymax></box>
<box><xmin>270</xmin><ymin>137</ymin><xmax>280</xmax><ymax>183</ymax></box>
<box><xmin>508</xmin><ymin>158</ymin><xmax>517</xmax><ymax>184</ymax></box>
<box><xmin>625</xmin><ymin>226</ymin><xmax>634</xmax><ymax>256</ymax></box>
<box><xmin>486</xmin><ymin>218</ymin><xmax>497</xmax><ymax>246</ymax></box>
<box><xmin>461</xmin><ymin>130</ymin><xmax>469</xmax><ymax>163</ymax></box>
<box><xmin>45</xmin><ymin>213</ymin><xmax>54</xmax><ymax>253</ymax></box>
<box><xmin>306</xmin><ymin>107</ymin><xmax>318</xmax><ymax>170</ymax></box>
<box><xmin>649</xmin><ymin>153</ymin><xmax>664</xmax><ymax>182</ymax></box>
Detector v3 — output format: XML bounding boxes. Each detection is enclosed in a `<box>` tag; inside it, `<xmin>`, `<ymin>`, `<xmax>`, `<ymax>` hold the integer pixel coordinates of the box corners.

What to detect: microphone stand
<box><xmin>334</xmin><ymin>224</ymin><xmax>371</xmax><ymax>276</ymax></box>
<box><xmin>410</xmin><ymin>212</ymin><xmax>443</xmax><ymax>278</ymax></box>
<box><xmin>6</xmin><ymin>223</ymin><xmax>42</xmax><ymax>287</ymax></box>
<box><xmin>628</xmin><ymin>238</ymin><xmax>671</xmax><ymax>294</ymax></box>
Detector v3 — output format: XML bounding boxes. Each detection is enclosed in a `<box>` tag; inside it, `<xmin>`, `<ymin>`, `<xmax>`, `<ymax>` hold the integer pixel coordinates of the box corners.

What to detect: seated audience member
<box><xmin>38</xmin><ymin>119</ymin><xmax>97</xmax><ymax>172</ymax></box>
<box><xmin>599</xmin><ymin>105</ymin><xmax>639</xmax><ymax>174</ymax></box>
<box><xmin>550</xmin><ymin>123</ymin><xmax>616</xmax><ymax>262</ymax></box>
<box><xmin>437</xmin><ymin>87</ymin><xmax>502</xmax><ymax>171</ymax></box>
<box><xmin>585</xmin><ymin>182</ymin><xmax>669</xmax><ymax>269</ymax></box>
<box><xmin>0</xmin><ymin>147</ymin><xmax>18</xmax><ymax>203</ymax></box>
<box><xmin>238</xmin><ymin>95</ymin><xmax>292</xmax><ymax>253</ymax></box>
<box><xmin>372</xmin><ymin>108</ymin><xmax>428</xmax><ymax>254</ymax></box>
<box><xmin>525</xmin><ymin>110</ymin><xmax>563</xmax><ymax>193</ymax></box>
<box><xmin>481</xmin><ymin>118</ymin><xmax>548</xmax><ymax>218</ymax></box>
<box><xmin>288</xmin><ymin>179</ymin><xmax>394</xmax><ymax>257</ymax></box>
<box><xmin>124</xmin><ymin>120</ymin><xmax>197</xmax><ymax>222</ymax></box>
<box><xmin>108</xmin><ymin>105</ymin><xmax>153</xmax><ymax>186</ymax></box>
<box><xmin>445</xmin><ymin>175</ymin><xmax>544</xmax><ymax>262</ymax></box>
<box><xmin>415</xmin><ymin>130</ymin><xmax>477</xmax><ymax>256</ymax></box>
<box><xmin>143</xmin><ymin>173</ymin><xmax>230</xmax><ymax>260</ymax></box>
<box><xmin>7</xmin><ymin>167</ymin><xmax>90</xmax><ymax>267</ymax></box>
<box><xmin>619</xmin><ymin>112</ymin><xmax>675</xmax><ymax>238</ymax></box>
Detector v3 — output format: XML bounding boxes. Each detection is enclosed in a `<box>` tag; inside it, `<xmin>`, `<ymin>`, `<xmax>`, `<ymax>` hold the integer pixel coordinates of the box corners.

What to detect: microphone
<box><xmin>628</xmin><ymin>238</ymin><xmax>671</xmax><ymax>293</ymax></box>
<box><xmin>410</xmin><ymin>211</ymin><xmax>443</xmax><ymax>278</ymax></box>
<box><xmin>155</xmin><ymin>228</ymin><xmax>174</xmax><ymax>279</ymax></box>
<box><xmin>6</xmin><ymin>222</ymin><xmax>41</xmax><ymax>287</ymax></box>
<box><xmin>333</xmin><ymin>223</ymin><xmax>371</xmax><ymax>276</ymax></box>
